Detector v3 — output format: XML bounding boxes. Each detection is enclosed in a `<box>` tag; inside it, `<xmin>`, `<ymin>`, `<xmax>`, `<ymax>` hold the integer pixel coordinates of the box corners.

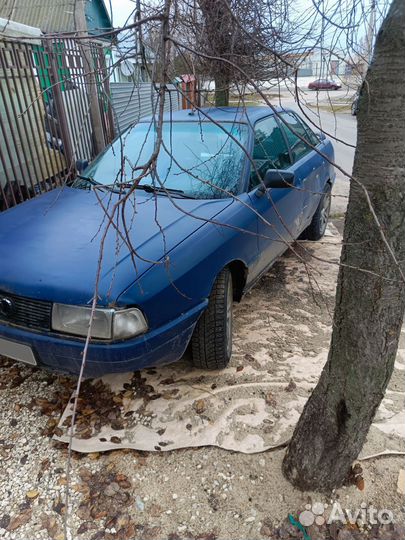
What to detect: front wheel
<box><xmin>301</xmin><ymin>184</ymin><xmax>332</xmax><ymax>241</ymax></box>
<box><xmin>191</xmin><ymin>268</ymin><xmax>233</xmax><ymax>370</ymax></box>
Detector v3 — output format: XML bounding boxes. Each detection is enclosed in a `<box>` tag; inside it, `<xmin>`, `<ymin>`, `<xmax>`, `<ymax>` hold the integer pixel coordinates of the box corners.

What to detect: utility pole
<box><xmin>74</xmin><ymin>0</ymin><xmax>105</xmax><ymax>156</ymax></box>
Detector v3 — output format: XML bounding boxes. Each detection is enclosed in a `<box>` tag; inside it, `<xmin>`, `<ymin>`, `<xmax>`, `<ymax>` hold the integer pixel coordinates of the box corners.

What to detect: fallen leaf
<box><xmin>159</xmin><ymin>377</ymin><xmax>175</xmax><ymax>385</ymax></box>
<box><xmin>352</xmin><ymin>463</ymin><xmax>363</xmax><ymax>475</ymax></box>
<box><xmin>116</xmin><ymin>513</ymin><xmax>131</xmax><ymax>528</ymax></box>
<box><xmin>77</xmin><ymin>522</ymin><xmax>91</xmax><ymax>535</ymax></box>
<box><xmin>111</xmin><ymin>420</ymin><xmax>124</xmax><ymax>431</ymax></box>
<box><xmin>265</xmin><ymin>393</ymin><xmax>277</xmax><ymax>407</ymax></box>
<box><xmin>77</xmin><ymin>504</ymin><xmax>91</xmax><ymax>521</ymax></box>
<box><xmin>40</xmin><ymin>514</ymin><xmax>59</xmax><ymax>537</ymax></box>
<box><xmin>116</xmin><ymin>478</ymin><xmax>131</xmax><ymax>490</ymax></box>
<box><xmin>73</xmin><ymin>483</ymin><xmax>90</xmax><ymax>494</ymax></box>
<box><xmin>119</xmin><ymin>523</ymin><xmax>136</xmax><ymax>539</ymax></box>
<box><xmin>52</xmin><ymin>497</ymin><xmax>66</xmax><ymax>515</ymax></box>
<box><xmin>193</xmin><ymin>399</ymin><xmax>207</xmax><ymax>415</ymax></box>
<box><xmin>356</xmin><ymin>477</ymin><xmax>365</xmax><ymax>491</ymax></box>
<box><xmin>82</xmin><ymin>407</ymin><xmax>96</xmax><ymax>416</ymax></box>
<box><xmin>40</xmin><ymin>458</ymin><xmax>51</xmax><ymax>471</ymax></box>
<box><xmin>0</xmin><ymin>514</ymin><xmax>10</xmax><ymax>529</ymax></box>
<box><xmin>285</xmin><ymin>379</ymin><xmax>297</xmax><ymax>392</ymax></box>
<box><xmin>7</xmin><ymin>509</ymin><xmax>32</xmax><ymax>531</ymax></box>
<box><xmin>90</xmin><ymin>508</ymin><xmax>108</xmax><ymax>520</ymax></box>
<box><xmin>90</xmin><ymin>532</ymin><xmax>104</xmax><ymax>540</ymax></box>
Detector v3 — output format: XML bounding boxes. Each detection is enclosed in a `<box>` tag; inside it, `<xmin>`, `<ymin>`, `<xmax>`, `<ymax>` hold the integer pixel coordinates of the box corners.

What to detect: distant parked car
<box><xmin>0</xmin><ymin>107</ymin><xmax>335</xmax><ymax>378</ymax></box>
<box><xmin>308</xmin><ymin>79</ymin><xmax>342</xmax><ymax>91</ymax></box>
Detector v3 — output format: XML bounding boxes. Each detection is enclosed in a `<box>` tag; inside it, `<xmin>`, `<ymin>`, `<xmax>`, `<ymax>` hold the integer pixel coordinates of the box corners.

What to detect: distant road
<box><xmin>278</xmin><ymin>92</ymin><xmax>357</xmax><ymax>215</ymax></box>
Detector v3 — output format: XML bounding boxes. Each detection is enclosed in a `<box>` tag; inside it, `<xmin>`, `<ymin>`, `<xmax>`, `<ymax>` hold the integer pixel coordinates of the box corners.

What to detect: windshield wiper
<box><xmin>135</xmin><ymin>184</ymin><xmax>196</xmax><ymax>198</ymax></box>
<box><xmin>72</xmin><ymin>175</ymin><xmax>100</xmax><ymax>190</ymax></box>
<box><xmin>72</xmin><ymin>175</ymin><xmax>122</xmax><ymax>194</ymax></box>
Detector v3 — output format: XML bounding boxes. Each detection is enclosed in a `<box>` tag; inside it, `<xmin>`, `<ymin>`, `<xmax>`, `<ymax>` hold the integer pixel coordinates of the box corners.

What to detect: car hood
<box><xmin>0</xmin><ymin>188</ymin><xmax>232</xmax><ymax>305</ymax></box>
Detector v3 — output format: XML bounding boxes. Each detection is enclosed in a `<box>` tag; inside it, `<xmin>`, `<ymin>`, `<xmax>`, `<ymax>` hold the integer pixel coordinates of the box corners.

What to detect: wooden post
<box><xmin>74</xmin><ymin>0</ymin><xmax>105</xmax><ymax>156</ymax></box>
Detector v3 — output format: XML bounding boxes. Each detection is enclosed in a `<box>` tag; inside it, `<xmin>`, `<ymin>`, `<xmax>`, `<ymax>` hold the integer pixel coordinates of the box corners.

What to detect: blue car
<box><xmin>0</xmin><ymin>107</ymin><xmax>335</xmax><ymax>377</ymax></box>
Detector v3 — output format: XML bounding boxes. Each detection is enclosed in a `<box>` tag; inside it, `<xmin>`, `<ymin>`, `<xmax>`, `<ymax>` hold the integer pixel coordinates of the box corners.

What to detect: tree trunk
<box><xmin>282</xmin><ymin>0</ymin><xmax>405</xmax><ymax>492</ymax></box>
<box><xmin>215</xmin><ymin>75</ymin><xmax>230</xmax><ymax>107</ymax></box>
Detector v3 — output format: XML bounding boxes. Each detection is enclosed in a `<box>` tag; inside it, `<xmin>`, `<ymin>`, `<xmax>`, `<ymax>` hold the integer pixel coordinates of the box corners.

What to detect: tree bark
<box><xmin>282</xmin><ymin>0</ymin><xmax>405</xmax><ymax>492</ymax></box>
<box><xmin>214</xmin><ymin>74</ymin><xmax>230</xmax><ymax>107</ymax></box>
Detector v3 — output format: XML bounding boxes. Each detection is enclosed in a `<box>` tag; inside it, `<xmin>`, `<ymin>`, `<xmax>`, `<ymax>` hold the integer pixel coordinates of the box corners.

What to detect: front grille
<box><xmin>0</xmin><ymin>291</ymin><xmax>52</xmax><ymax>332</ymax></box>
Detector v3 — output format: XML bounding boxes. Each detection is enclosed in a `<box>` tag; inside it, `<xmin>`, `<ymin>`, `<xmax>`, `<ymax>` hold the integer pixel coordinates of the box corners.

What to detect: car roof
<box><xmin>139</xmin><ymin>106</ymin><xmax>288</xmax><ymax>125</ymax></box>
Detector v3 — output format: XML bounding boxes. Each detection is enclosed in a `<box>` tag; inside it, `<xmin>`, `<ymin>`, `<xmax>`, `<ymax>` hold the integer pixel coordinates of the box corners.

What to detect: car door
<box><xmin>277</xmin><ymin>111</ymin><xmax>325</xmax><ymax>231</ymax></box>
<box><xmin>246</xmin><ymin>115</ymin><xmax>305</xmax><ymax>277</ymax></box>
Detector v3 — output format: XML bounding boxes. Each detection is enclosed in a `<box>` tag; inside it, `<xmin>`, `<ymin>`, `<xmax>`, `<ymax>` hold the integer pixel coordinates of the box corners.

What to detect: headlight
<box><xmin>113</xmin><ymin>309</ymin><xmax>148</xmax><ymax>340</ymax></box>
<box><xmin>52</xmin><ymin>304</ymin><xmax>148</xmax><ymax>340</ymax></box>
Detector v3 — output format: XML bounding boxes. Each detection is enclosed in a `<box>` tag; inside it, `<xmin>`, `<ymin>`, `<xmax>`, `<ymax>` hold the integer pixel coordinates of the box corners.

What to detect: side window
<box><xmin>279</xmin><ymin>112</ymin><xmax>315</xmax><ymax>163</ymax></box>
<box><xmin>300</xmin><ymin>117</ymin><xmax>320</xmax><ymax>147</ymax></box>
<box><xmin>250</xmin><ymin>116</ymin><xmax>291</xmax><ymax>189</ymax></box>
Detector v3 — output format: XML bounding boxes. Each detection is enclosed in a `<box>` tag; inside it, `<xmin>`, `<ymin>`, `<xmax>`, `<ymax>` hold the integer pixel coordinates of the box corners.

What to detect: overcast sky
<box><xmin>109</xmin><ymin>0</ymin><xmax>137</xmax><ymax>27</ymax></box>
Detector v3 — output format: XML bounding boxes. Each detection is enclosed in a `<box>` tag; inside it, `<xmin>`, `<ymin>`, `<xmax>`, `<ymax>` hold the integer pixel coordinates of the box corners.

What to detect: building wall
<box><xmin>110</xmin><ymin>82</ymin><xmax>181</xmax><ymax>133</ymax></box>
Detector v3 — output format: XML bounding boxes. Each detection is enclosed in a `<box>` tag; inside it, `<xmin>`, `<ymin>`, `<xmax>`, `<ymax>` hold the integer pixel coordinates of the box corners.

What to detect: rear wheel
<box><xmin>191</xmin><ymin>268</ymin><xmax>233</xmax><ymax>370</ymax></box>
<box><xmin>301</xmin><ymin>184</ymin><xmax>332</xmax><ymax>241</ymax></box>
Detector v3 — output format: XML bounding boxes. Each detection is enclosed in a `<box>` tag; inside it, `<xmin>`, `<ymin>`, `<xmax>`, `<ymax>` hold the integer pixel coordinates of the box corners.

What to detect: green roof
<box><xmin>0</xmin><ymin>0</ymin><xmax>112</xmax><ymax>35</ymax></box>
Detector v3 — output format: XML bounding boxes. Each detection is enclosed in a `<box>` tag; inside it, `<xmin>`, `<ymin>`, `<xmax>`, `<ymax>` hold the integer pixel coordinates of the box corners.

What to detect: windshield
<box><xmin>82</xmin><ymin>120</ymin><xmax>249</xmax><ymax>199</ymax></box>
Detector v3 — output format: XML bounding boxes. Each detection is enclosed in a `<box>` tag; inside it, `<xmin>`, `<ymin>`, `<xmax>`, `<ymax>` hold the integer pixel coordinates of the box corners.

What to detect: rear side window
<box><xmin>279</xmin><ymin>112</ymin><xmax>318</xmax><ymax>163</ymax></box>
<box><xmin>250</xmin><ymin>116</ymin><xmax>291</xmax><ymax>189</ymax></box>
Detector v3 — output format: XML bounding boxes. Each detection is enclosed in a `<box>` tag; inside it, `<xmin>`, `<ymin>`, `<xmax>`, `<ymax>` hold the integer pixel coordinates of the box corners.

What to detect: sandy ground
<box><xmin>0</xmin><ymin>223</ymin><xmax>404</xmax><ymax>540</ymax></box>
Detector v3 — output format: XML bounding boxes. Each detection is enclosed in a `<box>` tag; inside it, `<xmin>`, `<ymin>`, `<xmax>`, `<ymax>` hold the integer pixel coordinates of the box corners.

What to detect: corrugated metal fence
<box><xmin>110</xmin><ymin>82</ymin><xmax>181</xmax><ymax>133</ymax></box>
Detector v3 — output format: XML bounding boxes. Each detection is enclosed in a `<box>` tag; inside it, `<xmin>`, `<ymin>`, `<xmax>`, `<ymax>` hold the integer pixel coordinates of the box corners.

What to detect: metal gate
<box><xmin>0</xmin><ymin>36</ymin><xmax>114</xmax><ymax>211</ymax></box>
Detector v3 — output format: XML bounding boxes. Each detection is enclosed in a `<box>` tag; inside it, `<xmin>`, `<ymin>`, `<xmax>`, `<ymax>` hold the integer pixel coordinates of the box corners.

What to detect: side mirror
<box><xmin>318</xmin><ymin>132</ymin><xmax>326</xmax><ymax>141</ymax></box>
<box><xmin>256</xmin><ymin>169</ymin><xmax>295</xmax><ymax>195</ymax></box>
<box><xmin>76</xmin><ymin>159</ymin><xmax>89</xmax><ymax>173</ymax></box>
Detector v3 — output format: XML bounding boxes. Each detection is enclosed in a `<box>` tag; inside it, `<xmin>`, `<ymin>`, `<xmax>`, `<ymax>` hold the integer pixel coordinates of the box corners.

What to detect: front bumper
<box><xmin>0</xmin><ymin>301</ymin><xmax>207</xmax><ymax>377</ymax></box>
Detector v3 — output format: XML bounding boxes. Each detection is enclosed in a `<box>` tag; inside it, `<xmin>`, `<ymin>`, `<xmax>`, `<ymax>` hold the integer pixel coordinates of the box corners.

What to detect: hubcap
<box><xmin>226</xmin><ymin>277</ymin><xmax>233</xmax><ymax>357</ymax></box>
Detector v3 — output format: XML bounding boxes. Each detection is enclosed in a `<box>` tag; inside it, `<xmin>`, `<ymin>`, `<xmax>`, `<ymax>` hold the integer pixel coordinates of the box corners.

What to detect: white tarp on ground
<box><xmin>55</xmin><ymin>226</ymin><xmax>405</xmax><ymax>455</ymax></box>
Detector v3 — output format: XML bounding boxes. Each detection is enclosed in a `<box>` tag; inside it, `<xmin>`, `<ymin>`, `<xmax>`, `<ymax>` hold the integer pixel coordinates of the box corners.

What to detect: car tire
<box><xmin>191</xmin><ymin>268</ymin><xmax>233</xmax><ymax>370</ymax></box>
<box><xmin>301</xmin><ymin>184</ymin><xmax>332</xmax><ymax>241</ymax></box>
